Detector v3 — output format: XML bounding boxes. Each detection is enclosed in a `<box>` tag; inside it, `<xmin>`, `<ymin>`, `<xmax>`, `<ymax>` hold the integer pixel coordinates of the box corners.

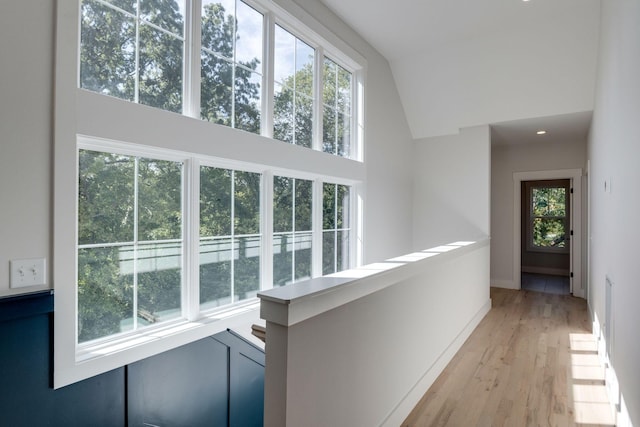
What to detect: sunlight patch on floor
<box><xmin>569</xmin><ymin>333</ymin><xmax>615</xmax><ymax>426</ymax></box>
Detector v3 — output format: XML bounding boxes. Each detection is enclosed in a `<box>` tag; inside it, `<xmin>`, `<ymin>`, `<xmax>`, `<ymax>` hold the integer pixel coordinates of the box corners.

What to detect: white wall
<box><xmin>491</xmin><ymin>139</ymin><xmax>587</xmax><ymax>288</ymax></box>
<box><xmin>0</xmin><ymin>1</ymin><xmax>53</xmax><ymax>297</ymax></box>
<box><xmin>412</xmin><ymin>126</ymin><xmax>491</xmax><ymax>250</ymax></box>
<box><xmin>589</xmin><ymin>0</ymin><xmax>640</xmax><ymax>424</ymax></box>
<box><xmin>392</xmin><ymin>1</ymin><xmax>600</xmax><ymax>139</ymax></box>
<box><xmin>0</xmin><ymin>0</ymin><xmax>414</xmax><ymax>296</ymax></box>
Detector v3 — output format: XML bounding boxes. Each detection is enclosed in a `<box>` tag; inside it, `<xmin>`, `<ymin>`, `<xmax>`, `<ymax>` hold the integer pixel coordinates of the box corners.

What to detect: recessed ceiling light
<box><xmin>536</xmin><ymin>130</ymin><xmax>547</xmax><ymax>135</ymax></box>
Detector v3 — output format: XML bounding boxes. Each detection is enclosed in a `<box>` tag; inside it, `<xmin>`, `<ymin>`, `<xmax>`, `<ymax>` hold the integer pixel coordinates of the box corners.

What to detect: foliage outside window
<box><xmin>200</xmin><ymin>0</ymin><xmax>263</xmax><ymax>133</ymax></box>
<box><xmin>322</xmin><ymin>58</ymin><xmax>352</xmax><ymax>156</ymax></box>
<box><xmin>78</xmin><ymin>149</ymin><xmax>183</xmax><ymax>343</ymax></box>
<box><xmin>531</xmin><ymin>186</ymin><xmax>567</xmax><ymax>249</ymax></box>
<box><xmin>322</xmin><ymin>183</ymin><xmax>351</xmax><ymax>275</ymax></box>
<box><xmin>273</xmin><ymin>176</ymin><xmax>313</xmax><ymax>286</ymax></box>
<box><xmin>200</xmin><ymin>167</ymin><xmax>262</xmax><ymax>310</ymax></box>
<box><xmin>273</xmin><ymin>26</ymin><xmax>315</xmax><ymax>148</ymax></box>
<box><xmin>77</xmin><ymin>144</ymin><xmax>355</xmax><ymax>344</ymax></box>
<box><xmin>79</xmin><ymin>0</ymin><xmax>358</xmax><ymax>158</ymax></box>
<box><xmin>80</xmin><ymin>0</ymin><xmax>185</xmax><ymax>113</ymax></box>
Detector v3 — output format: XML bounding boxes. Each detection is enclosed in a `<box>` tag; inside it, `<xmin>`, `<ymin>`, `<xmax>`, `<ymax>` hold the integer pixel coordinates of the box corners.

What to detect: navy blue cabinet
<box><xmin>0</xmin><ymin>291</ymin><xmax>264</xmax><ymax>426</ymax></box>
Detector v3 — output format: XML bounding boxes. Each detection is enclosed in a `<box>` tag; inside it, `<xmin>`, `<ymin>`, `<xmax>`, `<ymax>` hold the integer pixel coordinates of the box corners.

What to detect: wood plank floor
<box><xmin>402</xmin><ymin>287</ymin><xmax>615</xmax><ymax>427</ymax></box>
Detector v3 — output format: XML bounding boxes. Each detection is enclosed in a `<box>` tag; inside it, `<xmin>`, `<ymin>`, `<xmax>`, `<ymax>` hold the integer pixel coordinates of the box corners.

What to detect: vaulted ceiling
<box><xmin>320</xmin><ymin>0</ymin><xmax>601</xmax><ymax>144</ymax></box>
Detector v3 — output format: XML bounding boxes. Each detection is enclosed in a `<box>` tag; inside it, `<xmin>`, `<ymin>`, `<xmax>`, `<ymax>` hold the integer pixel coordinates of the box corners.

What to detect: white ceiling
<box><xmin>490</xmin><ymin>111</ymin><xmax>592</xmax><ymax>146</ymax></box>
<box><xmin>319</xmin><ymin>0</ymin><xmax>597</xmax><ymax>145</ymax></box>
<box><xmin>320</xmin><ymin>0</ymin><xmax>590</xmax><ymax>62</ymax></box>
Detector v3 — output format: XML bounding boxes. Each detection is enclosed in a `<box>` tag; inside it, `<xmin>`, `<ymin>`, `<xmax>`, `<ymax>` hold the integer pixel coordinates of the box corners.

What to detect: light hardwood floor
<box><xmin>403</xmin><ymin>287</ymin><xmax>615</xmax><ymax>427</ymax></box>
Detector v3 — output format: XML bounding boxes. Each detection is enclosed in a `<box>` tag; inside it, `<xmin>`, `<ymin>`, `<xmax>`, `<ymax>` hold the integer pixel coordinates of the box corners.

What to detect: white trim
<box><xmin>512</xmin><ymin>169</ymin><xmax>584</xmax><ymax>298</ymax></box>
<box><xmin>491</xmin><ymin>279</ymin><xmax>517</xmax><ymax>289</ymax></box>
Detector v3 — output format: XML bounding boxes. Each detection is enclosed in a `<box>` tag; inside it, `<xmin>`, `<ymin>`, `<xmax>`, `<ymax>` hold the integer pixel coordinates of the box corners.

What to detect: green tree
<box><xmin>81</xmin><ymin>0</ymin><xmax>261</xmax><ymax>122</ymax></box>
<box><xmin>200</xmin><ymin>2</ymin><xmax>261</xmax><ymax>132</ymax></box>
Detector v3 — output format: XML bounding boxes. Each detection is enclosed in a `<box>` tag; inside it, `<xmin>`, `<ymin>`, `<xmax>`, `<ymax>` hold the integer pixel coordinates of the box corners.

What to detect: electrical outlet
<box><xmin>10</xmin><ymin>258</ymin><xmax>46</xmax><ymax>288</ymax></box>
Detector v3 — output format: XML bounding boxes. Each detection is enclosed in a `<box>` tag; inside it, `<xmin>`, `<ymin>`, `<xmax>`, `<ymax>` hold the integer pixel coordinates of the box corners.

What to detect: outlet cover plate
<box><xmin>10</xmin><ymin>258</ymin><xmax>47</xmax><ymax>288</ymax></box>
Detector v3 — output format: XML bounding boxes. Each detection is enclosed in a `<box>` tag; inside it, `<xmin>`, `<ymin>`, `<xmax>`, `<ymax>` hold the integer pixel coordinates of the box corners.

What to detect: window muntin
<box><xmin>322</xmin><ymin>183</ymin><xmax>350</xmax><ymax>275</ymax></box>
<box><xmin>200</xmin><ymin>0</ymin><xmax>263</xmax><ymax>133</ymax></box>
<box><xmin>322</xmin><ymin>57</ymin><xmax>352</xmax><ymax>158</ymax></box>
<box><xmin>273</xmin><ymin>176</ymin><xmax>313</xmax><ymax>286</ymax></box>
<box><xmin>273</xmin><ymin>26</ymin><xmax>315</xmax><ymax>148</ymax></box>
<box><xmin>530</xmin><ymin>186</ymin><xmax>568</xmax><ymax>250</ymax></box>
<box><xmin>80</xmin><ymin>0</ymin><xmax>185</xmax><ymax>113</ymax></box>
<box><xmin>77</xmin><ymin>149</ymin><xmax>183</xmax><ymax>343</ymax></box>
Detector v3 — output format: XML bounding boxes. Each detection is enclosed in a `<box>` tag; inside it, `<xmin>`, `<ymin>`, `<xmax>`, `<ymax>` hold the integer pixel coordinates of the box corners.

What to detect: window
<box><xmin>200</xmin><ymin>0</ymin><xmax>263</xmax><ymax>132</ymax></box>
<box><xmin>56</xmin><ymin>0</ymin><xmax>364</xmax><ymax>388</ymax></box>
<box><xmin>79</xmin><ymin>0</ymin><xmax>360</xmax><ymax>158</ymax></box>
<box><xmin>78</xmin><ymin>148</ymin><xmax>184</xmax><ymax>343</ymax></box>
<box><xmin>200</xmin><ymin>167</ymin><xmax>262</xmax><ymax>308</ymax></box>
<box><xmin>322</xmin><ymin>58</ymin><xmax>352</xmax><ymax>157</ymax></box>
<box><xmin>322</xmin><ymin>183</ymin><xmax>351</xmax><ymax>275</ymax></box>
<box><xmin>273</xmin><ymin>176</ymin><xmax>313</xmax><ymax>286</ymax></box>
<box><xmin>80</xmin><ymin>0</ymin><xmax>185</xmax><ymax>112</ymax></box>
<box><xmin>273</xmin><ymin>26</ymin><xmax>315</xmax><ymax>148</ymax></box>
<box><xmin>75</xmin><ymin>143</ymin><xmax>359</xmax><ymax>347</ymax></box>
<box><xmin>530</xmin><ymin>184</ymin><xmax>569</xmax><ymax>250</ymax></box>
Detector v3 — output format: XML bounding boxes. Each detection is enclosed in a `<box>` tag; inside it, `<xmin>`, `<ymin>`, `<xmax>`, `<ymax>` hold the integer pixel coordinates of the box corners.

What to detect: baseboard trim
<box><xmin>491</xmin><ymin>279</ymin><xmax>516</xmax><ymax>289</ymax></box>
<box><xmin>381</xmin><ymin>298</ymin><xmax>492</xmax><ymax>427</ymax></box>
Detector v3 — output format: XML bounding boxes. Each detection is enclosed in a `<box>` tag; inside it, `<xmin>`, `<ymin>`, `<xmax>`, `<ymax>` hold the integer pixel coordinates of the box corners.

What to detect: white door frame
<box><xmin>513</xmin><ymin>169</ymin><xmax>584</xmax><ymax>298</ymax></box>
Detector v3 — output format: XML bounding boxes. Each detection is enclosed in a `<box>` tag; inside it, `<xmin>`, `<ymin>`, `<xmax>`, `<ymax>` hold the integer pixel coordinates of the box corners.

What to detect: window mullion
<box><xmin>184</xmin><ymin>0</ymin><xmax>202</xmax><ymax>119</ymax></box>
<box><xmin>134</xmin><ymin>0</ymin><xmax>141</xmax><ymax>104</ymax></box>
<box><xmin>312</xmin><ymin>47</ymin><xmax>324</xmax><ymax>152</ymax></box>
<box><xmin>133</xmin><ymin>157</ymin><xmax>140</xmax><ymax>330</ymax></box>
<box><xmin>333</xmin><ymin>184</ymin><xmax>338</xmax><ymax>272</ymax></box>
<box><xmin>230</xmin><ymin>171</ymin><xmax>236</xmax><ymax>302</ymax></box>
<box><xmin>261</xmin><ymin>12</ymin><xmax>275</xmax><ymax>138</ymax></box>
<box><xmin>291</xmin><ymin>179</ymin><xmax>296</xmax><ymax>283</ymax></box>
<box><xmin>262</xmin><ymin>170</ymin><xmax>274</xmax><ymax>290</ymax></box>
<box><xmin>185</xmin><ymin>158</ymin><xmax>200</xmax><ymax>321</ymax></box>
<box><xmin>312</xmin><ymin>179</ymin><xmax>323</xmax><ymax>277</ymax></box>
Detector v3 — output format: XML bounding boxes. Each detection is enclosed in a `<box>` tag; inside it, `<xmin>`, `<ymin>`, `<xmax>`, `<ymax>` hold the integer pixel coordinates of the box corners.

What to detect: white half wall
<box><xmin>413</xmin><ymin>126</ymin><xmax>491</xmax><ymax>250</ymax></box>
<box><xmin>589</xmin><ymin>0</ymin><xmax>640</xmax><ymax>425</ymax></box>
<box><xmin>261</xmin><ymin>240</ymin><xmax>491</xmax><ymax>427</ymax></box>
<box><xmin>490</xmin><ymin>140</ymin><xmax>587</xmax><ymax>289</ymax></box>
<box><xmin>392</xmin><ymin>1</ymin><xmax>600</xmax><ymax>139</ymax></box>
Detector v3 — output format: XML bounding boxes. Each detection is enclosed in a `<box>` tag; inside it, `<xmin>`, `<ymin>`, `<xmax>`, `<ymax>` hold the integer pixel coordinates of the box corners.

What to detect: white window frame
<box><xmin>56</xmin><ymin>0</ymin><xmax>365</xmax><ymax>389</ymax></box>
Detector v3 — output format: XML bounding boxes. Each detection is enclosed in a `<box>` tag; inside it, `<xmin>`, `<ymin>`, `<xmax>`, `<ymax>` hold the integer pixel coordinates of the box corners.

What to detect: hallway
<box><xmin>522</xmin><ymin>273</ymin><xmax>571</xmax><ymax>295</ymax></box>
<box><xmin>403</xmin><ymin>288</ymin><xmax>615</xmax><ymax>426</ymax></box>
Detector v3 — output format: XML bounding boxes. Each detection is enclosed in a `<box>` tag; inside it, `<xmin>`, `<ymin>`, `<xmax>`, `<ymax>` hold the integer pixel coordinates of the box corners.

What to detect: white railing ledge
<box><xmin>258</xmin><ymin>237</ymin><xmax>490</xmax><ymax>327</ymax></box>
